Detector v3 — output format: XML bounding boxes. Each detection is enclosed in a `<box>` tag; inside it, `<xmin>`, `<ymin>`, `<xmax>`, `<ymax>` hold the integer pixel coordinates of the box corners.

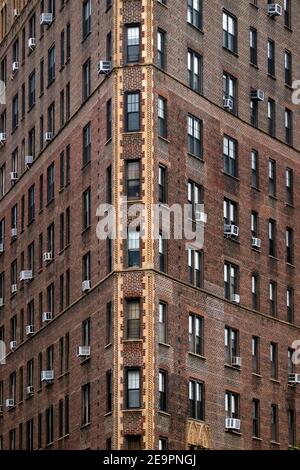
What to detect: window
<box><xmin>28</xmin><ymin>71</ymin><xmax>36</xmax><ymax>109</ymax></box>
<box><xmin>223</xmin><ymin>72</ymin><xmax>237</xmax><ymax>114</ymax></box>
<box><xmin>28</xmin><ymin>127</ymin><xmax>35</xmax><ymax>159</ymax></box>
<box><xmin>286</xmin><ymin>168</ymin><xmax>293</xmax><ymax>205</ymax></box>
<box><xmin>66</xmin><ymin>23</ymin><xmax>71</xmax><ymax>61</ymax></box>
<box><xmin>250</xmin><ymin>97</ymin><xmax>258</xmax><ymax>128</ymax></box>
<box><xmin>158</xmin><ymin>165</ymin><xmax>167</xmax><ymax>204</ymax></box>
<box><xmin>271</xmin><ymin>404</ymin><xmax>279</xmax><ymax>442</ymax></box>
<box><xmin>83</xmin><ymin>0</ymin><xmax>91</xmax><ymax>39</ymax></box>
<box><xmin>82</xmin><ymin>188</ymin><xmax>91</xmax><ymax>229</ymax></box>
<box><xmin>126</xmin><ymin>160</ymin><xmax>140</xmax><ymax>199</ymax></box>
<box><xmin>225</xmin><ymin>326</ymin><xmax>239</xmax><ymax>364</ymax></box>
<box><xmin>66</xmin><ymin>145</ymin><xmax>70</xmax><ymax>185</ymax></box>
<box><xmin>158</xmin><ymin>302</ymin><xmax>167</xmax><ymax>344</ymax></box>
<box><xmin>267</xmin><ymin>39</ymin><xmax>275</xmax><ymax>76</ymax></box>
<box><xmin>286</xmin><ymin>228</ymin><xmax>293</xmax><ymax>264</ymax></box>
<box><xmin>189</xmin><ymin>313</ymin><xmax>203</xmax><ymax>356</ymax></box>
<box><xmin>223</xmin><ymin>198</ymin><xmax>237</xmax><ymax>228</ymax></box>
<box><xmin>187</xmin><ymin>0</ymin><xmax>202</xmax><ymax>30</ymax></box>
<box><xmin>188</xmin><ymin>50</ymin><xmax>202</xmax><ymax>93</ymax></box>
<box><xmin>188</xmin><ymin>248</ymin><xmax>202</xmax><ymax>287</ymax></box>
<box><xmin>128</xmin><ymin>228</ymin><xmax>140</xmax><ymax>267</ymax></box>
<box><xmin>284</xmin><ymin>0</ymin><xmax>291</xmax><ymax>28</ymax></box>
<box><xmin>126</xmin><ymin>299</ymin><xmax>140</xmax><ymax>339</ymax></box>
<box><xmin>268</xmin><ymin>219</ymin><xmax>276</xmax><ymax>257</ymax></box>
<box><xmin>27</xmin><ymin>185</ymin><xmax>35</xmax><ymax>224</ymax></box>
<box><xmin>157</xmin><ymin>30</ymin><xmax>165</xmax><ymax>69</ymax></box>
<box><xmin>187</xmin><ymin>114</ymin><xmax>202</xmax><ymax>157</ymax></box>
<box><xmin>40</xmin><ymin>59</ymin><xmax>44</xmax><ymax>95</ymax></box>
<box><xmin>270</xmin><ymin>343</ymin><xmax>278</xmax><ymax>379</ymax></box>
<box><xmin>268</xmin><ymin>99</ymin><xmax>276</xmax><ymax>137</ymax></box>
<box><xmin>225</xmin><ymin>391</ymin><xmax>239</xmax><ymax>419</ymax></box>
<box><xmin>0</xmin><ymin>165</ymin><xmax>5</xmax><ymax>198</ymax></box>
<box><xmin>288</xmin><ymin>348</ymin><xmax>295</xmax><ymax>375</ymax></box>
<box><xmin>83</xmin><ymin>122</ymin><xmax>91</xmax><ymax>165</ymax></box>
<box><xmin>224</xmin><ymin>262</ymin><xmax>238</xmax><ymax>301</ymax></box>
<box><xmin>48</xmin><ymin>102</ymin><xmax>55</xmax><ymax>135</ymax></box>
<box><xmin>27</xmin><ymin>359</ymin><xmax>34</xmax><ymax>389</ymax></box>
<box><xmin>223</xmin><ymin>11</ymin><xmax>237</xmax><ymax>53</ymax></box>
<box><xmin>188</xmin><ymin>181</ymin><xmax>203</xmax><ymax>221</ymax></box>
<box><xmin>250</xmin><ymin>28</ymin><xmax>257</xmax><ymax>65</ymax></box>
<box><xmin>60</xmin><ymin>151</ymin><xmax>65</xmax><ymax>190</ymax></box>
<box><xmin>125</xmin><ymin>436</ymin><xmax>142</xmax><ymax>450</ymax></box>
<box><xmin>287</xmin><ymin>288</ymin><xmax>294</xmax><ymax>323</ymax></box>
<box><xmin>82</xmin><ymin>58</ymin><xmax>91</xmax><ymax>101</ymax></box>
<box><xmin>12</xmin><ymin>94</ymin><xmax>18</xmax><ymax>130</ymax></box>
<box><xmin>106</xmin><ymin>32</ymin><xmax>112</xmax><ymax>62</ymax></box>
<box><xmin>288</xmin><ymin>409</ymin><xmax>296</xmax><ymax>447</ymax></box>
<box><xmin>285</xmin><ymin>50</ymin><xmax>292</xmax><ymax>86</ymax></box>
<box><xmin>125</xmin><ymin>92</ymin><xmax>140</xmax><ymax>132</ymax></box>
<box><xmin>159</xmin><ymin>438</ymin><xmax>168</xmax><ymax>450</ymax></box>
<box><xmin>189</xmin><ymin>380</ymin><xmax>204</xmax><ymax>421</ymax></box>
<box><xmin>60</xmin><ymin>30</ymin><xmax>65</xmax><ymax>67</ymax></box>
<box><xmin>106</xmin><ymin>302</ymin><xmax>113</xmax><ymax>345</ymax></box>
<box><xmin>28</xmin><ymin>243</ymin><xmax>35</xmax><ymax>275</ymax></box>
<box><xmin>158</xmin><ymin>96</ymin><xmax>167</xmax><ymax>138</ymax></box>
<box><xmin>159</xmin><ymin>233</ymin><xmax>167</xmax><ymax>272</ymax></box>
<box><xmin>48</xmin><ymin>44</ymin><xmax>55</xmax><ymax>85</ymax></box>
<box><xmin>82</xmin><ymin>384</ymin><xmax>90</xmax><ymax>425</ymax></box>
<box><xmin>285</xmin><ymin>109</ymin><xmax>293</xmax><ymax>145</ymax></box>
<box><xmin>252</xmin><ymin>399</ymin><xmax>260</xmax><ymax>438</ymax></box>
<box><xmin>82</xmin><ymin>252</ymin><xmax>91</xmax><ymax>282</ymax></box>
<box><xmin>106</xmin><ymin>99</ymin><xmax>112</xmax><ymax>140</ymax></box>
<box><xmin>159</xmin><ymin>371</ymin><xmax>167</xmax><ymax>412</ymax></box>
<box><xmin>26</xmin><ymin>419</ymin><xmax>34</xmax><ymax>450</ymax></box>
<box><xmin>126</xmin><ymin>369</ymin><xmax>140</xmax><ymax>408</ymax></box>
<box><xmin>268</xmin><ymin>159</ymin><xmax>276</xmax><ymax>196</ymax></box>
<box><xmin>82</xmin><ymin>318</ymin><xmax>90</xmax><ymax>347</ymax></box>
<box><xmin>269</xmin><ymin>281</ymin><xmax>277</xmax><ymax>317</ymax></box>
<box><xmin>106</xmin><ymin>370</ymin><xmax>112</xmax><ymax>413</ymax></box>
<box><xmin>251</xmin><ymin>274</ymin><xmax>259</xmax><ymax>310</ymax></box>
<box><xmin>223</xmin><ymin>135</ymin><xmax>237</xmax><ymax>177</ymax></box>
<box><xmin>45</xmin><ymin>407</ymin><xmax>54</xmax><ymax>446</ymax></box>
<box><xmin>251</xmin><ymin>150</ymin><xmax>259</xmax><ymax>188</ymax></box>
<box><xmin>252</xmin><ymin>336</ymin><xmax>260</xmax><ymax>374</ymax></box>
<box><xmin>47</xmin><ymin>163</ymin><xmax>55</xmax><ymax>203</ymax></box>
<box><xmin>126</xmin><ymin>25</ymin><xmax>140</xmax><ymax>63</ymax></box>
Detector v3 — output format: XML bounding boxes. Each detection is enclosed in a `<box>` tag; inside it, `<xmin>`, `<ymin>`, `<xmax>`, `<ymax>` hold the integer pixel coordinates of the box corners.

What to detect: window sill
<box><xmin>225</xmin><ymin>363</ymin><xmax>241</xmax><ymax>371</ymax></box>
<box><xmin>45</xmin><ymin>442</ymin><xmax>54</xmax><ymax>448</ymax></box>
<box><xmin>222</xmin><ymin>172</ymin><xmax>240</xmax><ymax>182</ymax></box>
<box><xmin>46</xmin><ymin>198</ymin><xmax>55</xmax><ymax>208</ymax></box>
<box><xmin>252</xmin><ymin>436</ymin><xmax>262</xmax><ymax>441</ymax></box>
<box><xmin>105</xmin><ymin>343</ymin><xmax>112</xmax><ymax>350</ymax></box>
<box><xmin>225</xmin><ymin>429</ymin><xmax>242</xmax><ymax>436</ymax></box>
<box><xmin>122</xmin><ymin>130</ymin><xmax>142</xmax><ymax>136</ymax></box>
<box><xmin>57</xmin><ymin>434</ymin><xmax>70</xmax><ymax>442</ymax></box>
<box><xmin>270</xmin><ymin>379</ymin><xmax>280</xmax><ymax>385</ymax></box>
<box><xmin>80</xmin><ymin>357</ymin><xmax>91</xmax><ymax>366</ymax></box>
<box><xmin>188</xmin><ymin>352</ymin><xmax>206</xmax><ymax>361</ymax></box>
<box><xmin>267</xmin><ymin>74</ymin><xmax>276</xmax><ymax>81</ymax></box>
<box><xmin>187</xmin><ymin>152</ymin><xmax>204</xmax><ymax>162</ymax></box>
<box><xmin>268</xmin><ymin>255</ymin><xmax>279</xmax><ymax>262</ymax></box>
<box><xmin>105</xmin><ymin>137</ymin><xmax>112</xmax><ymax>146</ymax></box>
<box><xmin>250</xmin><ymin>63</ymin><xmax>259</xmax><ymax>70</ymax></box>
<box><xmin>252</xmin><ymin>373</ymin><xmax>262</xmax><ymax>379</ymax></box>
<box><xmin>287</xmin><ymin>263</ymin><xmax>295</xmax><ymax>269</ymax></box>
<box><xmin>284</xmin><ymin>25</ymin><xmax>293</xmax><ymax>33</ymax></box>
<box><xmin>104</xmin><ymin>411</ymin><xmax>112</xmax><ymax>417</ymax></box>
<box><xmin>270</xmin><ymin>441</ymin><xmax>280</xmax><ymax>446</ymax></box>
<box><xmin>250</xmin><ymin>185</ymin><xmax>260</xmax><ymax>192</ymax></box>
<box><xmin>47</xmin><ymin>79</ymin><xmax>56</xmax><ymax>90</ymax></box>
<box><xmin>251</xmin><ymin>247</ymin><xmax>261</xmax><ymax>253</ymax></box>
<box><xmin>123</xmin><ymin>408</ymin><xmax>143</xmax><ymax>413</ymax></box>
<box><xmin>122</xmin><ymin>339</ymin><xmax>143</xmax><ymax>343</ymax></box>
<box><xmin>80</xmin><ymin>423</ymin><xmax>91</xmax><ymax>430</ymax></box>
<box><xmin>159</xmin><ymin>342</ymin><xmax>171</xmax><ymax>349</ymax></box>
<box><xmin>224</xmin><ymin>236</ymin><xmax>240</xmax><ymax>245</ymax></box>
<box><xmin>158</xmin><ymin>135</ymin><xmax>170</xmax><ymax>144</ymax></box>
<box><xmin>82</xmin><ymin>160</ymin><xmax>91</xmax><ymax>171</ymax></box>
<box><xmin>187</xmin><ymin>23</ymin><xmax>204</xmax><ymax>35</ymax></box>
<box><xmin>222</xmin><ymin>47</ymin><xmax>238</xmax><ymax>58</ymax></box>
<box><xmin>81</xmin><ymin>226</ymin><xmax>91</xmax><ymax>235</ymax></box>
<box><xmin>158</xmin><ymin>411</ymin><xmax>171</xmax><ymax>417</ymax></box>
<box><xmin>27</xmin><ymin>219</ymin><xmax>35</xmax><ymax>227</ymax></box>
<box><xmin>81</xmin><ymin>32</ymin><xmax>92</xmax><ymax>44</ymax></box>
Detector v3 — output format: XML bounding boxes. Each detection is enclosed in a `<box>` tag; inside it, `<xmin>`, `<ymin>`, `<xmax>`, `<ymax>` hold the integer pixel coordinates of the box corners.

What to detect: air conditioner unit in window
<box><xmin>223</xmin><ymin>98</ymin><xmax>233</xmax><ymax>110</ymax></box>
<box><xmin>43</xmin><ymin>252</ymin><xmax>53</xmax><ymax>263</ymax></box>
<box><xmin>251</xmin><ymin>90</ymin><xmax>265</xmax><ymax>101</ymax></box>
<box><xmin>11</xmin><ymin>228</ymin><xmax>17</xmax><ymax>239</ymax></box>
<box><xmin>44</xmin><ymin>132</ymin><xmax>54</xmax><ymax>142</ymax></box>
<box><xmin>252</xmin><ymin>237</ymin><xmax>261</xmax><ymax>249</ymax></box>
<box><xmin>76</xmin><ymin>346</ymin><xmax>91</xmax><ymax>357</ymax></box>
<box><xmin>27</xmin><ymin>385</ymin><xmax>34</xmax><ymax>395</ymax></box>
<box><xmin>267</xmin><ymin>4</ymin><xmax>282</xmax><ymax>16</ymax></box>
<box><xmin>10</xmin><ymin>172</ymin><xmax>18</xmax><ymax>182</ymax></box>
<box><xmin>226</xmin><ymin>418</ymin><xmax>241</xmax><ymax>431</ymax></box>
<box><xmin>11</xmin><ymin>284</ymin><xmax>17</xmax><ymax>294</ymax></box>
<box><xmin>42</xmin><ymin>311</ymin><xmax>52</xmax><ymax>323</ymax></box>
<box><xmin>231</xmin><ymin>294</ymin><xmax>240</xmax><ymax>304</ymax></box>
<box><xmin>10</xmin><ymin>340</ymin><xmax>17</xmax><ymax>350</ymax></box>
<box><xmin>26</xmin><ymin>325</ymin><xmax>35</xmax><ymax>336</ymax></box>
<box><xmin>195</xmin><ymin>211</ymin><xmax>208</xmax><ymax>224</ymax></box>
<box><xmin>20</xmin><ymin>270</ymin><xmax>33</xmax><ymax>281</ymax></box>
<box><xmin>0</xmin><ymin>298</ymin><xmax>4</xmax><ymax>307</ymax></box>
<box><xmin>97</xmin><ymin>60</ymin><xmax>112</xmax><ymax>75</ymax></box>
<box><xmin>41</xmin><ymin>370</ymin><xmax>54</xmax><ymax>382</ymax></box>
<box><xmin>25</xmin><ymin>155</ymin><xmax>34</xmax><ymax>167</ymax></box>
<box><xmin>232</xmin><ymin>356</ymin><xmax>242</xmax><ymax>367</ymax></box>
<box><xmin>0</xmin><ymin>132</ymin><xmax>6</xmax><ymax>144</ymax></box>
<box><xmin>0</xmin><ymin>243</ymin><xmax>4</xmax><ymax>253</ymax></box>
<box><xmin>28</xmin><ymin>37</ymin><xmax>36</xmax><ymax>50</ymax></box>
<box><xmin>288</xmin><ymin>374</ymin><xmax>300</xmax><ymax>385</ymax></box>
<box><xmin>12</xmin><ymin>61</ymin><xmax>19</xmax><ymax>73</ymax></box>
<box><xmin>6</xmin><ymin>398</ymin><xmax>15</xmax><ymax>409</ymax></box>
<box><xmin>224</xmin><ymin>224</ymin><xmax>239</xmax><ymax>237</ymax></box>
<box><xmin>40</xmin><ymin>13</ymin><xmax>53</xmax><ymax>25</ymax></box>
<box><xmin>82</xmin><ymin>280</ymin><xmax>91</xmax><ymax>292</ymax></box>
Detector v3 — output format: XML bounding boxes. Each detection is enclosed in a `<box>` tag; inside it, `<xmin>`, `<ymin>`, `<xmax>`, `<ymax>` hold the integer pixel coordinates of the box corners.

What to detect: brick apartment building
<box><xmin>0</xmin><ymin>0</ymin><xmax>299</xmax><ymax>451</ymax></box>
